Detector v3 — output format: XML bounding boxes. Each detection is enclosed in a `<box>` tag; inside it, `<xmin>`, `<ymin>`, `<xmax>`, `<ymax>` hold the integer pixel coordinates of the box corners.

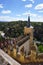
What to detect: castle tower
<box><xmin>24</xmin><ymin>16</ymin><xmax>34</xmax><ymax>51</ymax></box>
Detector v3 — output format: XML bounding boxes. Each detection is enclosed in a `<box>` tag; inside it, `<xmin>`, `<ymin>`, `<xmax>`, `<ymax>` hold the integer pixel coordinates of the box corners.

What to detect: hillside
<box><xmin>0</xmin><ymin>21</ymin><xmax>43</xmax><ymax>42</ymax></box>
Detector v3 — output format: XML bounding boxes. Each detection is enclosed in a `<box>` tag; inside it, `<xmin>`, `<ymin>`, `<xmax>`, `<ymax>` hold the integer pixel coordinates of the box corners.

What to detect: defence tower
<box><xmin>24</xmin><ymin>15</ymin><xmax>34</xmax><ymax>51</ymax></box>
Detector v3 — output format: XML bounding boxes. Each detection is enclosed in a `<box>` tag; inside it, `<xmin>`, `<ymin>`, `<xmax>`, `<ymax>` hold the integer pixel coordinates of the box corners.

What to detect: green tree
<box><xmin>0</xmin><ymin>34</ymin><xmax>5</xmax><ymax>42</ymax></box>
<box><xmin>38</xmin><ymin>45</ymin><xmax>43</xmax><ymax>53</ymax></box>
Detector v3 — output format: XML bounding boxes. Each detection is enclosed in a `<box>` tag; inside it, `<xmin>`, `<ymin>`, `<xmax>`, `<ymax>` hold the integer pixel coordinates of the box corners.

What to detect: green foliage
<box><xmin>0</xmin><ymin>21</ymin><xmax>43</xmax><ymax>41</ymax></box>
<box><xmin>0</xmin><ymin>34</ymin><xmax>4</xmax><ymax>42</ymax></box>
<box><xmin>33</xmin><ymin>22</ymin><xmax>43</xmax><ymax>42</ymax></box>
<box><xmin>38</xmin><ymin>45</ymin><xmax>43</xmax><ymax>53</ymax></box>
<box><xmin>0</xmin><ymin>21</ymin><xmax>27</xmax><ymax>37</ymax></box>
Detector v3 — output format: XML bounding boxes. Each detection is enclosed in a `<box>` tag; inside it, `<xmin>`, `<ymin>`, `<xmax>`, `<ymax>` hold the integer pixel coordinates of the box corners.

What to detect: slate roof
<box><xmin>17</xmin><ymin>35</ymin><xmax>29</xmax><ymax>47</ymax></box>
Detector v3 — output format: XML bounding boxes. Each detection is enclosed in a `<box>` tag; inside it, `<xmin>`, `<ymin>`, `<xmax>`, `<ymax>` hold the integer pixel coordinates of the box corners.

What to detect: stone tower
<box><xmin>24</xmin><ymin>16</ymin><xmax>34</xmax><ymax>51</ymax></box>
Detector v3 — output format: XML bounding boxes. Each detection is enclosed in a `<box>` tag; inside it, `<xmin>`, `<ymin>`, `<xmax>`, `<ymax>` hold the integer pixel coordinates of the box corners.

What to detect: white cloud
<box><xmin>22</xmin><ymin>0</ymin><xmax>34</xmax><ymax>3</ymax></box>
<box><xmin>22</xmin><ymin>11</ymin><xmax>37</xmax><ymax>17</ymax></box>
<box><xmin>0</xmin><ymin>16</ymin><xmax>11</xmax><ymax>21</ymax></box>
<box><xmin>0</xmin><ymin>15</ymin><xmax>43</xmax><ymax>22</ymax></box>
<box><xmin>0</xmin><ymin>4</ymin><xmax>3</xmax><ymax>8</ymax></box>
<box><xmin>0</xmin><ymin>16</ymin><xmax>26</xmax><ymax>21</ymax></box>
<box><xmin>29</xmin><ymin>0</ymin><xmax>34</xmax><ymax>3</ymax></box>
<box><xmin>22</xmin><ymin>10</ymin><xmax>30</xmax><ymax>16</ymax></box>
<box><xmin>22</xmin><ymin>0</ymin><xmax>26</xmax><ymax>1</ymax></box>
<box><xmin>1</xmin><ymin>10</ymin><xmax>11</xmax><ymax>14</ymax></box>
<box><xmin>35</xmin><ymin>4</ymin><xmax>43</xmax><ymax>10</ymax></box>
<box><xmin>31</xmin><ymin>15</ymin><xmax>43</xmax><ymax>22</ymax></box>
<box><xmin>38</xmin><ymin>10</ymin><xmax>43</xmax><ymax>13</ymax></box>
<box><xmin>25</xmin><ymin>4</ymin><xmax>32</xmax><ymax>8</ymax></box>
<box><xmin>30</xmin><ymin>13</ymin><xmax>37</xmax><ymax>17</ymax></box>
<box><xmin>23</xmin><ymin>12</ymin><xmax>30</xmax><ymax>15</ymax></box>
<box><xmin>16</xmin><ymin>14</ymin><xmax>21</xmax><ymax>17</ymax></box>
<box><xmin>0</xmin><ymin>16</ymin><xmax>16</xmax><ymax>21</ymax></box>
<box><xmin>22</xmin><ymin>11</ymin><xmax>43</xmax><ymax>22</ymax></box>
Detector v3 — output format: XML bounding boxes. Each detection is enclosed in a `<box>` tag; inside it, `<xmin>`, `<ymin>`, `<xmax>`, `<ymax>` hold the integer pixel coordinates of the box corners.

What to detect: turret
<box><xmin>27</xmin><ymin>16</ymin><xmax>30</xmax><ymax>27</ymax></box>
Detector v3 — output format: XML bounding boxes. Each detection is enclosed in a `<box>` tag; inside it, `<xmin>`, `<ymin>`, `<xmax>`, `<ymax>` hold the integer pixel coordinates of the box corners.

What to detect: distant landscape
<box><xmin>0</xmin><ymin>21</ymin><xmax>43</xmax><ymax>42</ymax></box>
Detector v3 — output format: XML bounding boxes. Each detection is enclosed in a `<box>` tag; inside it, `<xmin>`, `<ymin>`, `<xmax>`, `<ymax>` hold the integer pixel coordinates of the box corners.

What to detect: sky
<box><xmin>0</xmin><ymin>0</ymin><xmax>43</xmax><ymax>22</ymax></box>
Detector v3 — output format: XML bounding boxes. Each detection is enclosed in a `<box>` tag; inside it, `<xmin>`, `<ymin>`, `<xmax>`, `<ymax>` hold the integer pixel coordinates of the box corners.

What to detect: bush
<box><xmin>38</xmin><ymin>45</ymin><xmax>43</xmax><ymax>53</ymax></box>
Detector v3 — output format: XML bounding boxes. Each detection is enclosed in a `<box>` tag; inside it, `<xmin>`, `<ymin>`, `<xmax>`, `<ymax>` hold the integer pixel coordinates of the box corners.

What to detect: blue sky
<box><xmin>0</xmin><ymin>0</ymin><xmax>43</xmax><ymax>22</ymax></box>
